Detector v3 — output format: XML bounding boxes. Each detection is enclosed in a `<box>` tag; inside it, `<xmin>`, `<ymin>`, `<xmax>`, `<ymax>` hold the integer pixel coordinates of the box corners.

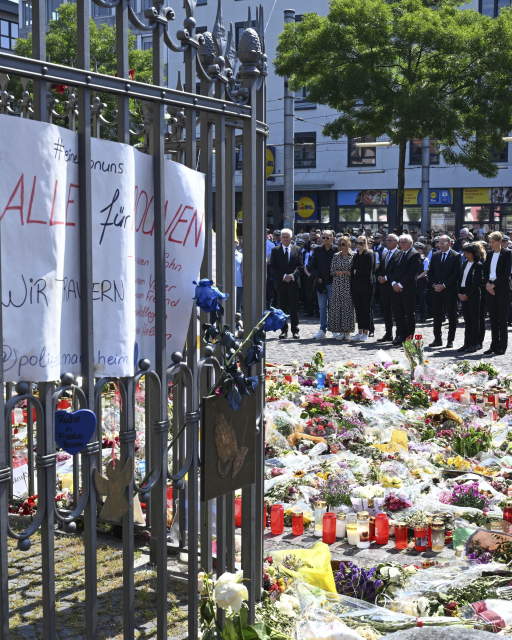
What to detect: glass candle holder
<box><xmin>427</xmin><ymin>517</ymin><xmax>433</xmax><ymax>548</ymax></box>
<box><xmin>369</xmin><ymin>516</ymin><xmax>376</xmax><ymax>542</ymax></box>
<box><xmin>270</xmin><ymin>504</ymin><xmax>284</xmax><ymax>535</ymax></box>
<box><xmin>357</xmin><ymin>511</ymin><xmax>371</xmax><ymax>549</ymax></box>
<box><xmin>336</xmin><ymin>513</ymin><xmax>346</xmax><ymax>539</ymax></box>
<box><xmin>292</xmin><ymin>512</ymin><xmax>304</xmax><ymax>536</ymax></box>
<box><xmin>504</xmin><ymin>500</ymin><xmax>512</xmax><ymax>524</ymax></box>
<box><xmin>346</xmin><ymin>514</ymin><xmax>358</xmax><ymax>545</ymax></box>
<box><xmin>330</xmin><ymin>382</ymin><xmax>339</xmax><ymax>397</ymax></box>
<box><xmin>323</xmin><ymin>513</ymin><xmax>336</xmax><ymax>544</ymax></box>
<box><xmin>395</xmin><ymin>523</ymin><xmax>408</xmax><ymax>549</ymax></box>
<box><xmin>315</xmin><ymin>500</ymin><xmax>327</xmax><ymax>537</ymax></box>
<box><xmin>414</xmin><ymin>524</ymin><xmax>427</xmax><ymax>552</ymax></box>
<box><xmin>316</xmin><ymin>372</ymin><xmax>327</xmax><ymax>389</ymax></box>
<box><xmin>431</xmin><ymin>521</ymin><xmax>445</xmax><ymax>553</ymax></box>
<box><xmin>235</xmin><ymin>497</ymin><xmax>242</xmax><ymax>528</ymax></box>
<box><xmin>375</xmin><ymin>513</ymin><xmax>389</xmax><ymax>545</ymax></box>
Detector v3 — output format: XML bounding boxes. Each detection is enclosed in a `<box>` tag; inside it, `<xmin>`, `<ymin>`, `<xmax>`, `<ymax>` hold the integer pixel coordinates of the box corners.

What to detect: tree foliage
<box><xmin>14</xmin><ymin>3</ymin><xmax>153</xmax><ymax>140</ymax></box>
<box><xmin>274</xmin><ymin>0</ymin><xmax>512</xmax><ymax>228</ymax></box>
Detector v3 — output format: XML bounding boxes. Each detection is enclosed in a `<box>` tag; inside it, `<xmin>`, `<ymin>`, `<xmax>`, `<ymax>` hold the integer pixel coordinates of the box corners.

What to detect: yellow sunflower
<box><xmin>294</xmin><ymin>471</ymin><xmax>306</xmax><ymax>478</ymax></box>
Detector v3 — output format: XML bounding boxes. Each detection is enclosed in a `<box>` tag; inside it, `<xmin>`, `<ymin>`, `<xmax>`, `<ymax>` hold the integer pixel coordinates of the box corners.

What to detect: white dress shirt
<box><xmin>490</xmin><ymin>251</ymin><xmax>500</xmax><ymax>280</ymax></box>
<box><xmin>461</xmin><ymin>261</ymin><xmax>472</xmax><ymax>287</ymax></box>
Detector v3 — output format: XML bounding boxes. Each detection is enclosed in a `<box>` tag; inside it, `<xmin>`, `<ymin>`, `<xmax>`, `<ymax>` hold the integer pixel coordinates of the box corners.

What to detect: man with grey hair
<box><xmin>428</xmin><ymin>234</ymin><xmax>461</xmax><ymax>348</ymax></box>
<box><xmin>390</xmin><ymin>234</ymin><xmax>421</xmax><ymax>345</ymax></box>
<box><xmin>377</xmin><ymin>233</ymin><xmax>400</xmax><ymax>341</ymax></box>
<box><xmin>269</xmin><ymin>228</ymin><xmax>303</xmax><ymax>339</ymax></box>
<box><xmin>453</xmin><ymin>228</ymin><xmax>470</xmax><ymax>253</ymax></box>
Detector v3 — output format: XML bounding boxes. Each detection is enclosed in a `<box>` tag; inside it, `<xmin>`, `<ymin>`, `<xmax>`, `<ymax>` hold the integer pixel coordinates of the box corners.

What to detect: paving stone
<box><xmin>382</xmin><ymin>629</ymin><xmax>496</xmax><ymax>640</ymax></box>
<box><xmin>17</xmin><ymin>625</ymin><xmax>37</xmax><ymax>639</ymax></box>
<box><xmin>266</xmin><ymin>313</ymin><xmax>506</xmax><ymax>371</ymax></box>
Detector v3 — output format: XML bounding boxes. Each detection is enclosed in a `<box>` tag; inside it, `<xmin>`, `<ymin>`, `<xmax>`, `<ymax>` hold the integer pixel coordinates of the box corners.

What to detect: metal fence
<box><xmin>0</xmin><ymin>0</ymin><xmax>267</xmax><ymax>637</ymax></box>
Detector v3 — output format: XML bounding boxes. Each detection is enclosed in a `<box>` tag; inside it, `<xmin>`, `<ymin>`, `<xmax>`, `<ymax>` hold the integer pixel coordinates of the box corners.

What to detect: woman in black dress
<box><xmin>457</xmin><ymin>242</ymin><xmax>484</xmax><ymax>353</ymax></box>
<box><xmin>350</xmin><ymin>236</ymin><xmax>375</xmax><ymax>343</ymax></box>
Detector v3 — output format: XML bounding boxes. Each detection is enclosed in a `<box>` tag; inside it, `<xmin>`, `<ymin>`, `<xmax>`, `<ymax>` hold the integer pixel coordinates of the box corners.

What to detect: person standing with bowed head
<box><xmin>428</xmin><ymin>235</ymin><xmax>461</xmax><ymax>349</ymax></box>
<box><xmin>376</xmin><ymin>234</ymin><xmax>399</xmax><ymax>342</ymax></box>
<box><xmin>269</xmin><ymin>228</ymin><xmax>303</xmax><ymax>340</ymax></box>
<box><xmin>328</xmin><ymin>235</ymin><xmax>356</xmax><ymax>340</ymax></box>
<box><xmin>457</xmin><ymin>242</ymin><xmax>484</xmax><ymax>354</ymax></box>
<box><xmin>483</xmin><ymin>231</ymin><xmax>512</xmax><ymax>355</ymax></box>
<box><xmin>390</xmin><ymin>234</ymin><xmax>422</xmax><ymax>346</ymax></box>
<box><xmin>350</xmin><ymin>236</ymin><xmax>375</xmax><ymax>343</ymax></box>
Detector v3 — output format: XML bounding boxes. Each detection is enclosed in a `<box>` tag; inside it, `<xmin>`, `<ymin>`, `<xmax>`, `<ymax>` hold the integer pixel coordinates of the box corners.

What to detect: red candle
<box><xmin>270</xmin><ymin>505</ymin><xmax>284</xmax><ymax>535</ymax></box>
<box><xmin>375</xmin><ymin>513</ymin><xmax>389</xmax><ymax>545</ymax></box>
<box><xmin>235</xmin><ymin>497</ymin><xmax>242</xmax><ymax>528</ymax></box>
<box><xmin>415</xmin><ymin>524</ymin><xmax>427</xmax><ymax>552</ymax></box>
<box><xmin>431</xmin><ymin>389</ymin><xmax>439</xmax><ymax>401</ymax></box>
<box><xmin>395</xmin><ymin>523</ymin><xmax>408</xmax><ymax>549</ymax></box>
<box><xmin>330</xmin><ymin>383</ymin><xmax>339</xmax><ymax>397</ymax></box>
<box><xmin>369</xmin><ymin>516</ymin><xmax>376</xmax><ymax>542</ymax></box>
<box><xmin>323</xmin><ymin>512</ymin><xmax>336</xmax><ymax>544</ymax></box>
<box><xmin>284</xmin><ymin>375</ymin><xmax>292</xmax><ymax>383</ymax></box>
<box><xmin>292</xmin><ymin>512</ymin><xmax>304</xmax><ymax>536</ymax></box>
<box><xmin>263</xmin><ymin>501</ymin><xmax>267</xmax><ymax>530</ymax></box>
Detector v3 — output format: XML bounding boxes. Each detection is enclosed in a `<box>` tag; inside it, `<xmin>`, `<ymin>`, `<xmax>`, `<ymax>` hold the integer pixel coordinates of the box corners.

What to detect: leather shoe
<box><xmin>476</xmin><ymin>343</ymin><xmax>482</xmax><ymax>350</ymax></box>
<box><xmin>377</xmin><ymin>335</ymin><xmax>392</xmax><ymax>342</ymax></box>
<box><xmin>292</xmin><ymin>332</ymin><xmax>300</xmax><ymax>339</ymax></box>
<box><xmin>392</xmin><ymin>337</ymin><xmax>403</xmax><ymax>346</ymax></box>
<box><xmin>429</xmin><ymin>340</ymin><xmax>442</xmax><ymax>347</ymax></box>
<box><xmin>369</xmin><ymin>331</ymin><xmax>374</xmax><ymax>337</ymax></box>
<box><xmin>465</xmin><ymin>346</ymin><xmax>477</xmax><ymax>353</ymax></box>
<box><xmin>495</xmin><ymin>349</ymin><xmax>506</xmax><ymax>355</ymax></box>
<box><xmin>457</xmin><ymin>345</ymin><xmax>467</xmax><ymax>352</ymax></box>
<box><xmin>446</xmin><ymin>341</ymin><xmax>454</xmax><ymax>348</ymax></box>
<box><xmin>483</xmin><ymin>348</ymin><xmax>494</xmax><ymax>355</ymax></box>
<box><xmin>279</xmin><ymin>332</ymin><xmax>288</xmax><ymax>340</ymax></box>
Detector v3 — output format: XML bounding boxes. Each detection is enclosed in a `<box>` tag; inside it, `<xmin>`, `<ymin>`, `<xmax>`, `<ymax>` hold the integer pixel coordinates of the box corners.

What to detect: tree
<box><xmin>14</xmin><ymin>3</ymin><xmax>153</xmax><ymax>141</ymax></box>
<box><xmin>274</xmin><ymin>0</ymin><xmax>512</xmax><ymax>230</ymax></box>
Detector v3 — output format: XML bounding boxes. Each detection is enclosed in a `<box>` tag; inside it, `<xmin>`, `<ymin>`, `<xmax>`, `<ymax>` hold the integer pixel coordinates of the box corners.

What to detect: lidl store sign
<box><xmin>266</xmin><ymin>146</ymin><xmax>275</xmax><ymax>179</ymax></box>
<box><xmin>296</xmin><ymin>195</ymin><xmax>318</xmax><ymax>220</ymax></box>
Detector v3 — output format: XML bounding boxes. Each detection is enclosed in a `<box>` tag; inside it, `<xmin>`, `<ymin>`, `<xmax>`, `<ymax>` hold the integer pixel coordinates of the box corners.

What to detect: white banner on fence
<box><xmin>0</xmin><ymin>115</ymin><xmax>205</xmax><ymax>382</ymax></box>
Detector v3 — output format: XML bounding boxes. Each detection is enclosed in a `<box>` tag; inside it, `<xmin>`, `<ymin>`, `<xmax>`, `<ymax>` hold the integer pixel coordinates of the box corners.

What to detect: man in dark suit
<box><xmin>483</xmin><ymin>231</ymin><xmax>512</xmax><ymax>355</ymax></box>
<box><xmin>427</xmin><ymin>235</ymin><xmax>461</xmax><ymax>348</ymax></box>
<box><xmin>390</xmin><ymin>234</ymin><xmax>421</xmax><ymax>345</ymax></box>
<box><xmin>377</xmin><ymin>234</ymin><xmax>399</xmax><ymax>341</ymax></box>
<box><xmin>269</xmin><ymin>228</ymin><xmax>303</xmax><ymax>339</ymax></box>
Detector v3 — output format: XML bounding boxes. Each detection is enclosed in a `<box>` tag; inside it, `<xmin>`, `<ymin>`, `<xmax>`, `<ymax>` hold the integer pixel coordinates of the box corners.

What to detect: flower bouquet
<box><xmin>402</xmin><ymin>334</ymin><xmax>424</xmax><ymax>374</ymax></box>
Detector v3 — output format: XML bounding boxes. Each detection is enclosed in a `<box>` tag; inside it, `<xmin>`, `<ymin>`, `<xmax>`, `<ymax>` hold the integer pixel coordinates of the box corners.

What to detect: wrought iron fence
<box><xmin>0</xmin><ymin>0</ymin><xmax>267</xmax><ymax>637</ymax></box>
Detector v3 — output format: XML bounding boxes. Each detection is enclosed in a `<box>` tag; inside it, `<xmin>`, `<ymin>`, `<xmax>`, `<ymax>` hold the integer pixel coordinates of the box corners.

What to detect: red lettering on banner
<box><xmin>1</xmin><ymin>174</ymin><xmax>24</xmax><ymax>225</ymax></box>
<box><xmin>168</xmin><ymin>205</ymin><xmax>194</xmax><ymax>244</ymax></box>
<box><xmin>49</xmin><ymin>181</ymin><xmax>62</xmax><ymax>226</ymax></box>
<box><xmin>142</xmin><ymin>196</ymin><xmax>154</xmax><ymax>236</ymax></box>
<box><xmin>183</xmin><ymin>209</ymin><xmax>204</xmax><ymax>248</ymax></box>
<box><xmin>65</xmin><ymin>183</ymin><xmax>79</xmax><ymax>226</ymax></box>
<box><xmin>165</xmin><ymin>204</ymin><xmax>182</xmax><ymax>238</ymax></box>
<box><xmin>27</xmin><ymin>176</ymin><xmax>47</xmax><ymax>224</ymax></box>
<box><xmin>135</xmin><ymin>190</ymin><xmax>149</xmax><ymax>232</ymax></box>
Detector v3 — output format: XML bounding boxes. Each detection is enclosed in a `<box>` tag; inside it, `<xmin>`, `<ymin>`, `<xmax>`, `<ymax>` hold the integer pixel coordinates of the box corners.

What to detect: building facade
<box><xmin>1</xmin><ymin>0</ymin><xmax>18</xmax><ymax>53</ymax></box>
<box><xmin>17</xmin><ymin>0</ymin><xmax>512</xmax><ymax>235</ymax></box>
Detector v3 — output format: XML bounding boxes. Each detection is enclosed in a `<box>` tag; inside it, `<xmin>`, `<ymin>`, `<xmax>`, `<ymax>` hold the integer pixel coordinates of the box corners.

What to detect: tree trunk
<box><xmin>396</xmin><ymin>138</ymin><xmax>407</xmax><ymax>234</ymax></box>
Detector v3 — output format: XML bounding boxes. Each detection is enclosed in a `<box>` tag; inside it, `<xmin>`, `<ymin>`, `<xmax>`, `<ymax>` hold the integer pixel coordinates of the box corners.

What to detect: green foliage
<box><xmin>14</xmin><ymin>3</ymin><xmax>153</xmax><ymax>140</ymax></box>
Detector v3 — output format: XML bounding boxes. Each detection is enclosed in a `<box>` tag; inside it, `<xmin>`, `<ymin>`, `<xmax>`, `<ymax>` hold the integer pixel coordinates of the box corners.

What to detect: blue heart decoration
<box><xmin>55</xmin><ymin>409</ymin><xmax>97</xmax><ymax>455</ymax></box>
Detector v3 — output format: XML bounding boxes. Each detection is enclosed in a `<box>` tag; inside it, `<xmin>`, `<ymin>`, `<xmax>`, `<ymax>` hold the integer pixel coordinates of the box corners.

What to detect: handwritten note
<box><xmin>55</xmin><ymin>409</ymin><xmax>97</xmax><ymax>455</ymax></box>
<box><xmin>0</xmin><ymin>116</ymin><xmax>205</xmax><ymax>381</ymax></box>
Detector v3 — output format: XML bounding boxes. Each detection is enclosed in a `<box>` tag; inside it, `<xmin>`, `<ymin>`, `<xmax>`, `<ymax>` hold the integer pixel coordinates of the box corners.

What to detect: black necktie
<box><xmin>442</xmin><ymin>253</ymin><xmax>446</xmax><ymax>263</ymax></box>
<box><xmin>385</xmin><ymin>251</ymin><xmax>391</xmax><ymax>267</ymax></box>
<box><xmin>285</xmin><ymin>247</ymin><xmax>289</xmax><ymax>263</ymax></box>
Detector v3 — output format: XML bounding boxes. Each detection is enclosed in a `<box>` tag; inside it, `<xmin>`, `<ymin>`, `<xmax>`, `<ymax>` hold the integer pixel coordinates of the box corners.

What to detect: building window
<box><xmin>142</xmin><ymin>38</ymin><xmax>152</xmax><ymax>50</ymax></box>
<box><xmin>197</xmin><ymin>0</ymin><xmax>207</xmax><ymax>5</ymax></box>
<box><xmin>490</xmin><ymin>143</ymin><xmax>508</xmax><ymax>163</ymax></box>
<box><xmin>47</xmin><ymin>0</ymin><xmax>61</xmax><ymax>22</ymax></box>
<box><xmin>294</xmin><ymin>86</ymin><xmax>316</xmax><ymax>110</ymax></box>
<box><xmin>0</xmin><ymin>20</ymin><xmax>18</xmax><ymax>49</ymax></box>
<box><xmin>348</xmin><ymin>135</ymin><xmax>376</xmax><ymax>166</ymax></box>
<box><xmin>236</xmin><ymin>145</ymin><xmax>243</xmax><ymax>170</ymax></box>
<box><xmin>294</xmin><ymin>132</ymin><xmax>316</xmax><ymax>168</ymax></box>
<box><xmin>409</xmin><ymin>138</ymin><xmax>440</xmax><ymax>165</ymax></box>
<box><xmin>480</xmin><ymin>0</ymin><xmax>511</xmax><ymax>17</ymax></box>
<box><xmin>23</xmin><ymin>1</ymin><xmax>32</xmax><ymax>27</ymax></box>
<box><xmin>92</xmin><ymin>1</ymin><xmax>111</xmax><ymax>18</ymax></box>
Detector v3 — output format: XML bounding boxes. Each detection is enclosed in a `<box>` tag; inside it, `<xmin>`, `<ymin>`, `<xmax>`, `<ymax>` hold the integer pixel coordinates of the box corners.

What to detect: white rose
<box><xmin>276</xmin><ymin>599</ymin><xmax>296</xmax><ymax>617</ymax></box>
<box><xmin>213</xmin><ymin>573</ymin><xmax>248</xmax><ymax>613</ymax></box>
<box><xmin>197</xmin><ymin>571</ymin><xmax>212</xmax><ymax>596</ymax></box>
<box><xmin>416</xmin><ymin>597</ymin><xmax>430</xmax><ymax>617</ymax></box>
<box><xmin>403</xmin><ymin>565</ymin><xmax>418</xmax><ymax>576</ymax></box>
<box><xmin>379</xmin><ymin>566</ymin><xmax>389</xmax><ymax>578</ymax></box>
<box><xmin>280</xmin><ymin>593</ymin><xmax>300</xmax><ymax>611</ymax></box>
<box><xmin>388</xmin><ymin>567</ymin><xmax>401</xmax><ymax>583</ymax></box>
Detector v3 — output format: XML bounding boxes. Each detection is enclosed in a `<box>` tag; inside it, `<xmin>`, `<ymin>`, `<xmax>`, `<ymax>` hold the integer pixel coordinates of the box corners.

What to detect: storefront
<box><xmin>403</xmin><ymin>188</ymin><xmax>456</xmax><ymax>233</ymax></box>
<box><xmin>336</xmin><ymin>190</ymin><xmax>393</xmax><ymax>233</ymax></box>
<box><xmin>463</xmin><ymin>187</ymin><xmax>512</xmax><ymax>234</ymax></box>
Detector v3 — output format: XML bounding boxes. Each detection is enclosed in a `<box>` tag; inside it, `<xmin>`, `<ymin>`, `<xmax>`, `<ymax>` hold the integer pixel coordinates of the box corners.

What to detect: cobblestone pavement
<box><xmin>8</xmin><ymin>524</ymin><xmax>188</xmax><ymax>640</ymax></box>
<box><xmin>264</xmin><ymin>527</ymin><xmax>456</xmax><ymax>568</ymax></box>
<box><xmin>266</xmin><ymin>311</ymin><xmax>511</xmax><ymax>371</ymax></box>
